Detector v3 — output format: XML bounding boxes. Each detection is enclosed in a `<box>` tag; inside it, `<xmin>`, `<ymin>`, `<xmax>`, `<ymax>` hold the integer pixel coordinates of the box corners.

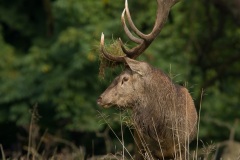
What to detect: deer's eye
<box><xmin>123</xmin><ymin>77</ymin><xmax>129</xmax><ymax>82</ymax></box>
<box><xmin>121</xmin><ymin>76</ymin><xmax>129</xmax><ymax>85</ymax></box>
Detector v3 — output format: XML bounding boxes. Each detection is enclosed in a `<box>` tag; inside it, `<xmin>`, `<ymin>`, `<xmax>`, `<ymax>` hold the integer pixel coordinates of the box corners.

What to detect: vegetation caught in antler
<box><xmin>98</xmin><ymin>39</ymin><xmax>126</xmax><ymax>79</ymax></box>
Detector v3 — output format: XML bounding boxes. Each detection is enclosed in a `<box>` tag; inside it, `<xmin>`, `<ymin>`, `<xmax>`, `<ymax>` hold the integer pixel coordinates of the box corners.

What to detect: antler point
<box><xmin>101</xmin><ymin>33</ymin><xmax>105</xmax><ymax>45</ymax></box>
<box><xmin>125</xmin><ymin>0</ymin><xmax>128</xmax><ymax>8</ymax></box>
<box><xmin>121</xmin><ymin>9</ymin><xmax>126</xmax><ymax>18</ymax></box>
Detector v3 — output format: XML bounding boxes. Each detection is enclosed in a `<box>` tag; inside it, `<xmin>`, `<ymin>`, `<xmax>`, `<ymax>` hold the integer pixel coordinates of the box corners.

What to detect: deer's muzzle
<box><xmin>97</xmin><ymin>96</ymin><xmax>112</xmax><ymax>108</ymax></box>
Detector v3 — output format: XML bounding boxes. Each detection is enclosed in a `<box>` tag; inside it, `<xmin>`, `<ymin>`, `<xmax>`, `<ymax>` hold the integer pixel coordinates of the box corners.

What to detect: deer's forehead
<box><xmin>119</xmin><ymin>69</ymin><xmax>146</xmax><ymax>82</ymax></box>
<box><xmin>120</xmin><ymin>69</ymin><xmax>139</xmax><ymax>77</ymax></box>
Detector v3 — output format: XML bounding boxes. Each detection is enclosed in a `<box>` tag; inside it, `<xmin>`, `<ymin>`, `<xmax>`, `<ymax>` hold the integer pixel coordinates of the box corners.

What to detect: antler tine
<box><xmin>121</xmin><ymin>9</ymin><xmax>143</xmax><ymax>44</ymax></box>
<box><xmin>146</xmin><ymin>0</ymin><xmax>179</xmax><ymax>39</ymax></box>
<box><xmin>124</xmin><ymin>0</ymin><xmax>146</xmax><ymax>40</ymax></box>
<box><xmin>118</xmin><ymin>0</ymin><xmax>149</xmax><ymax>58</ymax></box>
<box><xmin>100</xmin><ymin>0</ymin><xmax>179</xmax><ymax>62</ymax></box>
<box><xmin>120</xmin><ymin>0</ymin><xmax>179</xmax><ymax>59</ymax></box>
<box><xmin>119</xmin><ymin>8</ymin><xmax>143</xmax><ymax>57</ymax></box>
<box><xmin>100</xmin><ymin>33</ymin><xmax>125</xmax><ymax>62</ymax></box>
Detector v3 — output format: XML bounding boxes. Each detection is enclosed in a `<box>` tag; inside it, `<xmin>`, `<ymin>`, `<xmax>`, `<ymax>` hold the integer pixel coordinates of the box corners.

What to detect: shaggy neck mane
<box><xmin>132</xmin><ymin>68</ymin><xmax>177</xmax><ymax>138</ymax></box>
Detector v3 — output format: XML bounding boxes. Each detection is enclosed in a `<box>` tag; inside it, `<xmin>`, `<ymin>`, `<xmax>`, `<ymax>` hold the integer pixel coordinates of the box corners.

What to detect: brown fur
<box><xmin>97</xmin><ymin>58</ymin><xmax>198</xmax><ymax>160</ymax></box>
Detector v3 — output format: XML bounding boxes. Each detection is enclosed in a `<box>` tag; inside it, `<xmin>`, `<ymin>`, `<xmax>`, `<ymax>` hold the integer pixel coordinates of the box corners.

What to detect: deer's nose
<box><xmin>97</xmin><ymin>96</ymin><xmax>102</xmax><ymax>105</ymax></box>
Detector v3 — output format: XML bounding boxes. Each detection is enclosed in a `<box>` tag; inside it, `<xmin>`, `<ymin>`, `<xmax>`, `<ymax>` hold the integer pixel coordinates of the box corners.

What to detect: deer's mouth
<box><xmin>97</xmin><ymin>97</ymin><xmax>113</xmax><ymax>108</ymax></box>
<box><xmin>100</xmin><ymin>103</ymin><xmax>114</xmax><ymax>108</ymax></box>
<box><xmin>103</xmin><ymin>104</ymin><xmax>113</xmax><ymax>108</ymax></box>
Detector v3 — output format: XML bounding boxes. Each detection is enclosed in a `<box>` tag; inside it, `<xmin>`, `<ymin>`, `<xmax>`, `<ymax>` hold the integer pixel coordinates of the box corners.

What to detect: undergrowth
<box><xmin>0</xmin><ymin>104</ymin><xmax>85</xmax><ymax>160</ymax></box>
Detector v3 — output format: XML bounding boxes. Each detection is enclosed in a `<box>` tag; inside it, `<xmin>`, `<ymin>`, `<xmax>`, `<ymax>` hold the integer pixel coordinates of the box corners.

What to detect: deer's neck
<box><xmin>132</xmin><ymin>73</ymin><xmax>178</xmax><ymax>139</ymax></box>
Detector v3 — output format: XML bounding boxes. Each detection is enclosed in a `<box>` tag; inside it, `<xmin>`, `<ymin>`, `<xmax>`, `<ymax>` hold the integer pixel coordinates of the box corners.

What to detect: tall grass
<box><xmin>0</xmin><ymin>104</ymin><xmax>85</xmax><ymax>160</ymax></box>
<box><xmin>1</xmin><ymin>144</ymin><xmax>6</xmax><ymax>160</ymax></box>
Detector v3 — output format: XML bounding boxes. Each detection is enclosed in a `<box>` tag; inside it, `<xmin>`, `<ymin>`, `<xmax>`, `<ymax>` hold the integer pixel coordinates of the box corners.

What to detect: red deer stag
<box><xmin>97</xmin><ymin>0</ymin><xmax>198</xmax><ymax>159</ymax></box>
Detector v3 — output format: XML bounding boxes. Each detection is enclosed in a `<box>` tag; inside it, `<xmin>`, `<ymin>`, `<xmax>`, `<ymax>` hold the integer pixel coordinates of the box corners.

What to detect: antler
<box><xmin>100</xmin><ymin>0</ymin><xmax>179</xmax><ymax>62</ymax></box>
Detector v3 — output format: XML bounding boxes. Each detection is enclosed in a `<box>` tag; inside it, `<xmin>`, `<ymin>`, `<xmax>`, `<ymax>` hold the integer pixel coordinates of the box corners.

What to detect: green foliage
<box><xmin>0</xmin><ymin>0</ymin><xmax>105</xmax><ymax>132</ymax></box>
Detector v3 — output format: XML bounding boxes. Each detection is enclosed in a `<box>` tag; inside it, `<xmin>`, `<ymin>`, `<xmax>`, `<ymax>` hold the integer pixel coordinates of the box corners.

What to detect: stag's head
<box><xmin>97</xmin><ymin>0</ymin><xmax>179</xmax><ymax>108</ymax></box>
<box><xmin>97</xmin><ymin>57</ymin><xmax>152</xmax><ymax>108</ymax></box>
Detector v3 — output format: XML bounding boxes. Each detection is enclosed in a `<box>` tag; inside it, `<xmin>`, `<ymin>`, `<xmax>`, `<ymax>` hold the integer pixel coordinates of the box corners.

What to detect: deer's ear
<box><xmin>124</xmin><ymin>57</ymin><xmax>150</xmax><ymax>76</ymax></box>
